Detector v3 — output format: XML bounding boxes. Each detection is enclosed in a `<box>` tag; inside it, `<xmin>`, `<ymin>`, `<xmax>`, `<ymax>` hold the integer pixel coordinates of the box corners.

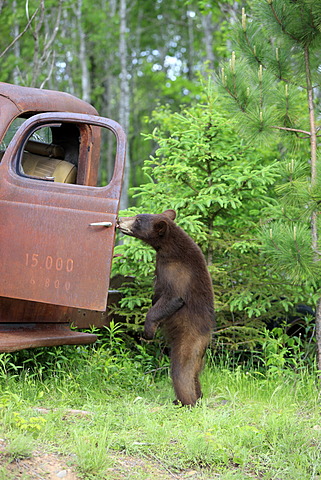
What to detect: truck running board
<box><xmin>0</xmin><ymin>323</ymin><xmax>97</xmax><ymax>352</ymax></box>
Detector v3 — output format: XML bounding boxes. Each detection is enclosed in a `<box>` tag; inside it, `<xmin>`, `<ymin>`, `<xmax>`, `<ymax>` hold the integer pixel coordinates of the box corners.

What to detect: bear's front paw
<box><xmin>143</xmin><ymin>321</ymin><xmax>157</xmax><ymax>340</ymax></box>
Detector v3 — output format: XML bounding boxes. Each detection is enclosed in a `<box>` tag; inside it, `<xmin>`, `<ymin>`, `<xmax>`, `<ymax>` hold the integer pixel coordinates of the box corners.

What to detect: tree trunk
<box><xmin>201</xmin><ymin>12</ymin><xmax>215</xmax><ymax>71</ymax></box>
<box><xmin>315</xmin><ymin>300</ymin><xmax>321</xmax><ymax>373</ymax></box>
<box><xmin>76</xmin><ymin>0</ymin><xmax>91</xmax><ymax>103</ymax></box>
<box><xmin>304</xmin><ymin>44</ymin><xmax>321</xmax><ymax>371</ymax></box>
<box><xmin>12</xmin><ymin>0</ymin><xmax>20</xmax><ymax>84</ymax></box>
<box><xmin>304</xmin><ymin>45</ymin><xmax>318</xmax><ymax>253</ymax></box>
<box><xmin>29</xmin><ymin>0</ymin><xmax>62</xmax><ymax>88</ymax></box>
<box><xmin>61</xmin><ymin>7</ymin><xmax>76</xmax><ymax>95</ymax></box>
<box><xmin>119</xmin><ymin>0</ymin><xmax>130</xmax><ymax>210</ymax></box>
<box><xmin>98</xmin><ymin>0</ymin><xmax>118</xmax><ymax>186</ymax></box>
<box><xmin>186</xmin><ymin>10</ymin><xmax>195</xmax><ymax>80</ymax></box>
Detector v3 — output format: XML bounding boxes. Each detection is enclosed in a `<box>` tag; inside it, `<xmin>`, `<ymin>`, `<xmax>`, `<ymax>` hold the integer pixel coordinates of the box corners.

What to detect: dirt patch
<box><xmin>0</xmin><ymin>440</ymin><xmax>210</xmax><ymax>480</ymax></box>
<box><xmin>108</xmin><ymin>453</ymin><xmax>206</xmax><ymax>480</ymax></box>
<box><xmin>1</xmin><ymin>450</ymin><xmax>78</xmax><ymax>480</ymax></box>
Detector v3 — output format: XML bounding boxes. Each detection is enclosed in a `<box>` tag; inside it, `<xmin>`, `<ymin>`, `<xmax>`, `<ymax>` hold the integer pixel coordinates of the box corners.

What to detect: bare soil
<box><xmin>0</xmin><ymin>439</ymin><xmax>210</xmax><ymax>480</ymax></box>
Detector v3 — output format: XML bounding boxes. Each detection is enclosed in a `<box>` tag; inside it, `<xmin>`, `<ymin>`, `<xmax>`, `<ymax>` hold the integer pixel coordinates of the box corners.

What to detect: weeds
<box><xmin>0</xmin><ymin>325</ymin><xmax>320</xmax><ymax>479</ymax></box>
<box><xmin>0</xmin><ymin>467</ymin><xmax>14</xmax><ymax>480</ymax></box>
<box><xmin>6</xmin><ymin>433</ymin><xmax>34</xmax><ymax>459</ymax></box>
<box><xmin>74</xmin><ymin>429</ymin><xmax>114</xmax><ymax>477</ymax></box>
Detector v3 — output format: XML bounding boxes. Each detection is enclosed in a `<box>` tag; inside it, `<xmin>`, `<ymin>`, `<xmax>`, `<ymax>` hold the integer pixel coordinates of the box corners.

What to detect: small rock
<box><xmin>56</xmin><ymin>470</ymin><xmax>68</xmax><ymax>478</ymax></box>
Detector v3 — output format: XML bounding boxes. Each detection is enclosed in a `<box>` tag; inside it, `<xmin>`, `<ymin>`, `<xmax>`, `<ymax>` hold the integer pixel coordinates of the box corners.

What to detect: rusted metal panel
<box><xmin>0</xmin><ymin>82</ymin><xmax>98</xmax><ymax>119</ymax></box>
<box><xmin>0</xmin><ymin>205</ymin><xmax>115</xmax><ymax>310</ymax></box>
<box><xmin>0</xmin><ymin>297</ymin><xmax>72</xmax><ymax>324</ymax></box>
<box><xmin>0</xmin><ymin>102</ymin><xmax>21</xmax><ymax>141</ymax></box>
<box><xmin>0</xmin><ymin>289</ymin><xmax>120</xmax><ymax>330</ymax></box>
<box><xmin>0</xmin><ymin>323</ymin><xmax>97</xmax><ymax>352</ymax></box>
<box><xmin>0</xmin><ymin>85</ymin><xmax>126</xmax><ymax>352</ymax></box>
<box><xmin>0</xmin><ymin>112</ymin><xmax>125</xmax><ymax>312</ymax></box>
<box><xmin>0</xmin><ymin>81</ymin><xmax>99</xmax><ymax>154</ymax></box>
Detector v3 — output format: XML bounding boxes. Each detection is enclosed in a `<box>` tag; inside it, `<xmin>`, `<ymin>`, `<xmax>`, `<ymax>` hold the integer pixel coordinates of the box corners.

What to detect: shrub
<box><xmin>112</xmin><ymin>85</ymin><xmax>298</xmax><ymax>348</ymax></box>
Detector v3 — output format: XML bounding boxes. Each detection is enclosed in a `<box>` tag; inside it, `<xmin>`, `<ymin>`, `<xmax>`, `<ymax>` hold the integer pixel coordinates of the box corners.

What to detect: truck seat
<box><xmin>0</xmin><ymin>140</ymin><xmax>77</xmax><ymax>184</ymax></box>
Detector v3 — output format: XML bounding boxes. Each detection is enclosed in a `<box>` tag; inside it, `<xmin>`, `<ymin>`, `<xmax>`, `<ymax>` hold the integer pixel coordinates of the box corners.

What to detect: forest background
<box><xmin>0</xmin><ymin>0</ymin><xmax>321</xmax><ymax>366</ymax></box>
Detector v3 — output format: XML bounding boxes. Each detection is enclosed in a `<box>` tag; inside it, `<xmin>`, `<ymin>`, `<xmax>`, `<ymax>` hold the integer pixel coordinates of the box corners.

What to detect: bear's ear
<box><xmin>155</xmin><ymin>220</ymin><xmax>168</xmax><ymax>236</ymax></box>
<box><xmin>162</xmin><ymin>209</ymin><xmax>176</xmax><ymax>220</ymax></box>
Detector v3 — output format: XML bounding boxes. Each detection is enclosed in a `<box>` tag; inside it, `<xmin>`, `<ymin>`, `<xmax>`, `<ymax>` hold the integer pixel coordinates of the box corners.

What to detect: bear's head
<box><xmin>117</xmin><ymin>210</ymin><xmax>176</xmax><ymax>247</ymax></box>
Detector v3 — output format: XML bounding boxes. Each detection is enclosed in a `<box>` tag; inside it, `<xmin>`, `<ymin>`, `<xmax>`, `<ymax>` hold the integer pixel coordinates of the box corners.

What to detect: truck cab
<box><xmin>0</xmin><ymin>82</ymin><xmax>126</xmax><ymax>352</ymax></box>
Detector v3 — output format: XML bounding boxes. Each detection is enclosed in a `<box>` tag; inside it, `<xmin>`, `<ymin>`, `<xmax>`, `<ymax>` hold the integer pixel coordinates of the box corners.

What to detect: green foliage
<box><xmin>217</xmin><ymin>0</ymin><xmax>321</xmax><ymax>322</ymax></box>
<box><xmin>0</xmin><ymin>0</ymin><xmax>241</xmax><ymax>196</ymax></box>
<box><xmin>257</xmin><ymin>152</ymin><xmax>321</xmax><ymax>293</ymax></box>
<box><xmin>218</xmin><ymin>0</ymin><xmax>320</xmax><ymax>143</ymax></box>
<box><xmin>260</xmin><ymin>221</ymin><xmax>320</xmax><ymax>284</ymax></box>
<box><xmin>111</xmin><ymin>239</ymin><xmax>154</xmax><ymax>332</ymax></box>
<box><xmin>110</xmin><ymin>84</ymin><xmax>312</xmax><ymax>347</ymax></box>
<box><xmin>12</xmin><ymin>412</ymin><xmax>47</xmax><ymax>433</ymax></box>
<box><xmin>0</xmin><ymin>322</ymin><xmax>169</xmax><ymax>396</ymax></box>
<box><xmin>0</xmin><ymin>345</ymin><xmax>320</xmax><ymax>480</ymax></box>
<box><xmin>256</xmin><ymin>325</ymin><xmax>316</xmax><ymax>374</ymax></box>
<box><xmin>6</xmin><ymin>434</ymin><xmax>34</xmax><ymax>460</ymax></box>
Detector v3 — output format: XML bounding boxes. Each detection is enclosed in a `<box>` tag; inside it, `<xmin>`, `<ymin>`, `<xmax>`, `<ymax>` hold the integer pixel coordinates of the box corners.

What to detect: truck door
<box><xmin>0</xmin><ymin>112</ymin><xmax>126</xmax><ymax>312</ymax></box>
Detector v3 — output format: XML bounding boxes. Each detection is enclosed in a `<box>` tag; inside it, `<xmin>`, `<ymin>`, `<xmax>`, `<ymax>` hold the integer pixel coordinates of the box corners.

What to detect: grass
<box><xmin>0</xmin><ymin>325</ymin><xmax>321</xmax><ymax>479</ymax></box>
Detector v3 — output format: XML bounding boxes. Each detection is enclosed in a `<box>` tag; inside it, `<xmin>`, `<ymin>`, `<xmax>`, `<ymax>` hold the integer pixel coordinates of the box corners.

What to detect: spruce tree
<box><xmin>218</xmin><ymin>0</ymin><xmax>321</xmax><ymax>369</ymax></box>
<box><xmin>112</xmin><ymin>86</ymin><xmax>281</xmax><ymax>344</ymax></box>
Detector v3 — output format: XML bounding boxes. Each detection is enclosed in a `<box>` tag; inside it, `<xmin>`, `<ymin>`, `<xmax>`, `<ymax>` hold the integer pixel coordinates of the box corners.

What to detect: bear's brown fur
<box><xmin>117</xmin><ymin>209</ymin><xmax>214</xmax><ymax>406</ymax></box>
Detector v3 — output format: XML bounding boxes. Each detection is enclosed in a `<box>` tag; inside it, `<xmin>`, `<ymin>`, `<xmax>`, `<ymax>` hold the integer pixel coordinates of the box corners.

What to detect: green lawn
<box><xmin>0</xmin><ymin>334</ymin><xmax>320</xmax><ymax>480</ymax></box>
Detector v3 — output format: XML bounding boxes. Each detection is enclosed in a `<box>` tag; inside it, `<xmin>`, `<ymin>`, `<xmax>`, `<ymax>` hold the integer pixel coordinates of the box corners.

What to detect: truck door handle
<box><xmin>89</xmin><ymin>221</ymin><xmax>113</xmax><ymax>227</ymax></box>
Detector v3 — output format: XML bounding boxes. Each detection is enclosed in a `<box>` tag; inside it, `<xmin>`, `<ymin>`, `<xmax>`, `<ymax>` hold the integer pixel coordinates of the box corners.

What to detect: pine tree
<box><xmin>112</xmin><ymin>85</ymin><xmax>282</xmax><ymax>344</ymax></box>
<box><xmin>218</xmin><ymin>0</ymin><xmax>321</xmax><ymax>369</ymax></box>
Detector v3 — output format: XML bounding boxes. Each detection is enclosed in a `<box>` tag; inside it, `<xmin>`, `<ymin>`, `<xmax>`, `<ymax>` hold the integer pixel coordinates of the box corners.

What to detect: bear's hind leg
<box><xmin>171</xmin><ymin>361</ymin><xmax>198</xmax><ymax>406</ymax></box>
<box><xmin>170</xmin><ymin>335</ymin><xmax>208</xmax><ymax>406</ymax></box>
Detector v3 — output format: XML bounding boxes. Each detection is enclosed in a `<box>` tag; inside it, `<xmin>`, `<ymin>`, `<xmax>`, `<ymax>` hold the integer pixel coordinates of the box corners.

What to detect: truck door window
<box><xmin>19</xmin><ymin>124</ymin><xmax>78</xmax><ymax>184</ymax></box>
<box><xmin>1</xmin><ymin>116</ymin><xmax>117</xmax><ymax>187</ymax></box>
<box><xmin>0</xmin><ymin>120</ymin><xmax>79</xmax><ymax>184</ymax></box>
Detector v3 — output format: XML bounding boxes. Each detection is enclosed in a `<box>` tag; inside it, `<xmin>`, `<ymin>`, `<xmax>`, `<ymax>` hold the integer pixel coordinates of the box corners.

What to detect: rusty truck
<box><xmin>0</xmin><ymin>82</ymin><xmax>126</xmax><ymax>352</ymax></box>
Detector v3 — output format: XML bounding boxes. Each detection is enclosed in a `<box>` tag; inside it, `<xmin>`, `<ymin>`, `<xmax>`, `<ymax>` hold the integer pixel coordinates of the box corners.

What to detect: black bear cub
<box><xmin>117</xmin><ymin>209</ymin><xmax>214</xmax><ymax>406</ymax></box>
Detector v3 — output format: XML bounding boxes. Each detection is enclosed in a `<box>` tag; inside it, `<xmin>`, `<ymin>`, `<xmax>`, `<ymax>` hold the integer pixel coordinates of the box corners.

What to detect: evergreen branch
<box><xmin>270</xmin><ymin>125</ymin><xmax>311</xmax><ymax>136</ymax></box>
<box><xmin>268</xmin><ymin>1</ymin><xmax>300</xmax><ymax>43</ymax></box>
<box><xmin>196</xmin><ymin>164</ymin><xmax>209</xmax><ymax>174</ymax></box>
<box><xmin>242</xmin><ymin>29</ymin><xmax>266</xmax><ymax>69</ymax></box>
<box><xmin>211</xmin><ymin>206</ymin><xmax>225</xmax><ymax>220</ymax></box>
<box><xmin>226</xmin><ymin>263</ymin><xmax>267</xmax><ymax>275</ymax></box>
<box><xmin>222</xmin><ymin>85</ymin><xmax>246</xmax><ymax>113</ymax></box>
<box><xmin>293</xmin><ymin>235</ymin><xmax>303</xmax><ymax>266</ymax></box>
<box><xmin>180</xmin><ymin>178</ymin><xmax>199</xmax><ymax>194</ymax></box>
<box><xmin>312</xmin><ymin>247</ymin><xmax>321</xmax><ymax>258</ymax></box>
<box><xmin>206</xmin><ymin>158</ymin><xmax>212</xmax><ymax>179</ymax></box>
<box><xmin>215</xmin><ymin>325</ymin><xmax>248</xmax><ymax>333</ymax></box>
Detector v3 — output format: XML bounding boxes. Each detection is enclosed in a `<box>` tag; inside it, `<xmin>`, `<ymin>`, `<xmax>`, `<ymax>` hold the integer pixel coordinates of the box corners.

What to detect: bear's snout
<box><xmin>116</xmin><ymin>216</ymin><xmax>136</xmax><ymax>236</ymax></box>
